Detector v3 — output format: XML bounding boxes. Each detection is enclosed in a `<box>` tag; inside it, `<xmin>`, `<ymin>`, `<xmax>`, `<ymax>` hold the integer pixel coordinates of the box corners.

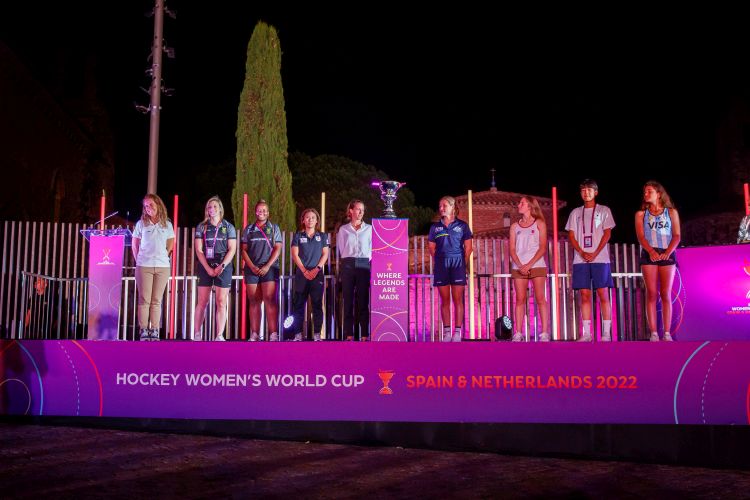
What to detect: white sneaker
<box><xmin>313</xmin><ymin>333</ymin><xmax>321</xmax><ymax>341</ymax></box>
<box><xmin>601</xmin><ymin>332</ymin><xmax>611</xmax><ymax>342</ymax></box>
<box><xmin>249</xmin><ymin>332</ymin><xmax>259</xmax><ymax>342</ymax></box>
<box><xmin>452</xmin><ymin>331</ymin><xmax>462</xmax><ymax>342</ymax></box>
<box><xmin>215</xmin><ymin>334</ymin><xmax>226</xmax><ymax>342</ymax></box>
<box><xmin>441</xmin><ymin>330</ymin><xmax>452</xmax><ymax>342</ymax></box>
<box><xmin>649</xmin><ymin>333</ymin><xmax>660</xmax><ymax>342</ymax></box>
<box><xmin>577</xmin><ymin>334</ymin><xmax>592</xmax><ymax>342</ymax></box>
<box><xmin>139</xmin><ymin>329</ymin><xmax>150</xmax><ymax>341</ymax></box>
<box><xmin>193</xmin><ymin>331</ymin><xmax>203</xmax><ymax>342</ymax></box>
<box><xmin>512</xmin><ymin>332</ymin><xmax>524</xmax><ymax>342</ymax></box>
<box><xmin>269</xmin><ymin>332</ymin><xmax>279</xmax><ymax>342</ymax></box>
<box><xmin>538</xmin><ymin>332</ymin><xmax>551</xmax><ymax>342</ymax></box>
<box><xmin>663</xmin><ymin>333</ymin><xmax>673</xmax><ymax>342</ymax></box>
<box><xmin>293</xmin><ymin>333</ymin><xmax>302</xmax><ymax>341</ymax></box>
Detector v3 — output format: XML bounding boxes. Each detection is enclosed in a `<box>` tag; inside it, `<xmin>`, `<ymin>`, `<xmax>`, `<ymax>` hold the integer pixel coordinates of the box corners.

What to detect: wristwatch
<box><xmin>318</xmin><ymin>265</ymin><xmax>323</xmax><ymax>271</ymax></box>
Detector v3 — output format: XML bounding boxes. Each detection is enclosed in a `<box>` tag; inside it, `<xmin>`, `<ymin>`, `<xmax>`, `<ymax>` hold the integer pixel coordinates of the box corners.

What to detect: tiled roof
<box><xmin>455</xmin><ymin>189</ymin><xmax>567</xmax><ymax>209</ymax></box>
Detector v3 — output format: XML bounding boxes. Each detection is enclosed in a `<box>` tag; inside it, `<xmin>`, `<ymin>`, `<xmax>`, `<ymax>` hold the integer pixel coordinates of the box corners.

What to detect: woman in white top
<box><xmin>336</xmin><ymin>200</ymin><xmax>372</xmax><ymax>341</ymax></box>
<box><xmin>131</xmin><ymin>194</ymin><xmax>175</xmax><ymax>341</ymax></box>
<box><xmin>508</xmin><ymin>196</ymin><xmax>549</xmax><ymax>341</ymax></box>
<box><xmin>635</xmin><ymin>181</ymin><xmax>681</xmax><ymax>341</ymax></box>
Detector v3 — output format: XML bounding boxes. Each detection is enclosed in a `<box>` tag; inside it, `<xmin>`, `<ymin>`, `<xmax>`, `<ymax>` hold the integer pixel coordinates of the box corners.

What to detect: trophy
<box><xmin>378</xmin><ymin>370</ymin><xmax>395</xmax><ymax>395</ymax></box>
<box><xmin>372</xmin><ymin>180</ymin><xmax>406</xmax><ymax>218</ymax></box>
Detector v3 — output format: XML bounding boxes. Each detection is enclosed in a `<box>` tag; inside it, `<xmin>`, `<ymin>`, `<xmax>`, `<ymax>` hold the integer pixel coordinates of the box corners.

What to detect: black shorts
<box><xmin>244</xmin><ymin>266</ymin><xmax>280</xmax><ymax>284</ymax></box>
<box><xmin>639</xmin><ymin>248</ymin><xmax>677</xmax><ymax>267</ymax></box>
<box><xmin>197</xmin><ymin>261</ymin><xmax>233</xmax><ymax>288</ymax></box>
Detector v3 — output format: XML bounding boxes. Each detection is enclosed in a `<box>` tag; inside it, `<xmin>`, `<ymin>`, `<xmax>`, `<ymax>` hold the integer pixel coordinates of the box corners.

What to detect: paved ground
<box><xmin>2</xmin><ymin>423</ymin><xmax>749</xmax><ymax>499</ymax></box>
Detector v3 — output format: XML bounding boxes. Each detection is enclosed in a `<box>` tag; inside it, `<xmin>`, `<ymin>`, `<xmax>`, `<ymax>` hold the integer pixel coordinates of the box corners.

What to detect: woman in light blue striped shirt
<box><xmin>635</xmin><ymin>181</ymin><xmax>681</xmax><ymax>342</ymax></box>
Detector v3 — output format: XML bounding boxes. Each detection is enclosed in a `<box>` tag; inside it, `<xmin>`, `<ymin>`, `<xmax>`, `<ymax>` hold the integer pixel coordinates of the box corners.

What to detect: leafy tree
<box><xmin>289</xmin><ymin>153</ymin><xmax>434</xmax><ymax>235</ymax></box>
<box><xmin>231</xmin><ymin>21</ymin><xmax>295</xmax><ymax>230</ymax></box>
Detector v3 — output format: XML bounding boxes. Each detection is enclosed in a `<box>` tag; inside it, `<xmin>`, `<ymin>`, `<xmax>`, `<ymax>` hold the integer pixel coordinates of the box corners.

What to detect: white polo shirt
<box><xmin>133</xmin><ymin>219</ymin><xmax>175</xmax><ymax>268</ymax></box>
<box><xmin>565</xmin><ymin>205</ymin><xmax>615</xmax><ymax>264</ymax></box>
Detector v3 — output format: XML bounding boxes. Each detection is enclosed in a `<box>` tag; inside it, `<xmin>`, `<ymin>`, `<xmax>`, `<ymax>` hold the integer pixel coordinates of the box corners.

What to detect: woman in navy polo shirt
<box><xmin>288</xmin><ymin>208</ymin><xmax>329</xmax><ymax>341</ymax></box>
<box><xmin>428</xmin><ymin>196</ymin><xmax>473</xmax><ymax>342</ymax></box>
<box><xmin>194</xmin><ymin>196</ymin><xmax>237</xmax><ymax>341</ymax></box>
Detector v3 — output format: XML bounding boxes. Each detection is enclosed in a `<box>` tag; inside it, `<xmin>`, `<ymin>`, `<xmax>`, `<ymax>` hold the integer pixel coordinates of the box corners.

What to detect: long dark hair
<box><xmin>641</xmin><ymin>180</ymin><xmax>674</xmax><ymax>211</ymax></box>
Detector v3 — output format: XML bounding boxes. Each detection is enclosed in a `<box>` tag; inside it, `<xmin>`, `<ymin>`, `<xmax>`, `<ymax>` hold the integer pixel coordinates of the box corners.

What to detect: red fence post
<box><xmin>169</xmin><ymin>194</ymin><xmax>179</xmax><ymax>340</ymax></box>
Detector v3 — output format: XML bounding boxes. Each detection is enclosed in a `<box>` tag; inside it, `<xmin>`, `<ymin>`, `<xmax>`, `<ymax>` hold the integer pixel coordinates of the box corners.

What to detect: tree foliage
<box><xmin>232</xmin><ymin>21</ymin><xmax>295</xmax><ymax>230</ymax></box>
<box><xmin>289</xmin><ymin>153</ymin><xmax>434</xmax><ymax>235</ymax></box>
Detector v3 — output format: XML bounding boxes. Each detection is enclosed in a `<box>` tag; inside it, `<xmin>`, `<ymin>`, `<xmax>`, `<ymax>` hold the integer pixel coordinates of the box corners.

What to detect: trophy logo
<box><xmin>371</xmin><ymin>180</ymin><xmax>406</xmax><ymax>218</ymax></box>
<box><xmin>378</xmin><ymin>369</ymin><xmax>395</xmax><ymax>395</ymax></box>
<box><xmin>386</xmin><ymin>262</ymin><xmax>393</xmax><ymax>271</ymax></box>
<box><xmin>97</xmin><ymin>248</ymin><xmax>115</xmax><ymax>266</ymax></box>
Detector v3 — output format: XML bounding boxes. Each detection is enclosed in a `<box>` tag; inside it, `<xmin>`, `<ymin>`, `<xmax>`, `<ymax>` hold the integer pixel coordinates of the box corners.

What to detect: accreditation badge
<box><xmin>206</xmin><ymin>246</ymin><xmax>215</xmax><ymax>259</ymax></box>
<box><xmin>583</xmin><ymin>236</ymin><xmax>593</xmax><ymax>248</ymax></box>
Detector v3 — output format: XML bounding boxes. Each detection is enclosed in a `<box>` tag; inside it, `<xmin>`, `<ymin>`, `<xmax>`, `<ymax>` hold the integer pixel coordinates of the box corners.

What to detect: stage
<box><xmin>2</xmin><ymin>340</ymin><xmax>748</xmax><ymax>425</ymax></box>
<box><xmin>3</xmin><ymin>339</ymin><xmax>750</xmax><ymax>467</ymax></box>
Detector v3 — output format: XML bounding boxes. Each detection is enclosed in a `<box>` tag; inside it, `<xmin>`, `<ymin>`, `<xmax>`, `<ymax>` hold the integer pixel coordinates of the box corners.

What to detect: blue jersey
<box><xmin>428</xmin><ymin>218</ymin><xmax>472</xmax><ymax>257</ymax></box>
<box><xmin>643</xmin><ymin>208</ymin><xmax>673</xmax><ymax>249</ymax></box>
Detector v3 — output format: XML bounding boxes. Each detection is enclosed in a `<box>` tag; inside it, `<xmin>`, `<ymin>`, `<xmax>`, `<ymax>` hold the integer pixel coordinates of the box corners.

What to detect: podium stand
<box><xmin>81</xmin><ymin>228</ymin><xmax>131</xmax><ymax>340</ymax></box>
<box><xmin>370</xmin><ymin>219</ymin><xmax>409</xmax><ymax>341</ymax></box>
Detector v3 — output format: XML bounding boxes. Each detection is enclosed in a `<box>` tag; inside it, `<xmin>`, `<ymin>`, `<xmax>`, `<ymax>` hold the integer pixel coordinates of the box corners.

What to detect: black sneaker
<box><xmin>139</xmin><ymin>329</ymin><xmax>150</xmax><ymax>341</ymax></box>
<box><xmin>149</xmin><ymin>329</ymin><xmax>160</xmax><ymax>341</ymax></box>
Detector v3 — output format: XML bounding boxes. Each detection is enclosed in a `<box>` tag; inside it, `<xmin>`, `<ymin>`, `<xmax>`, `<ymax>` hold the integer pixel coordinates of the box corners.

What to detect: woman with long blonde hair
<box><xmin>193</xmin><ymin>196</ymin><xmax>237</xmax><ymax>341</ymax></box>
<box><xmin>508</xmin><ymin>196</ymin><xmax>549</xmax><ymax>341</ymax></box>
<box><xmin>428</xmin><ymin>196</ymin><xmax>473</xmax><ymax>342</ymax></box>
<box><xmin>132</xmin><ymin>194</ymin><xmax>174</xmax><ymax>341</ymax></box>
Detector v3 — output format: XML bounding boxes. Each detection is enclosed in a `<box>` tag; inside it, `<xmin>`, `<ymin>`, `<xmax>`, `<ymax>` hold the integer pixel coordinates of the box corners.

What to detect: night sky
<box><xmin>3</xmin><ymin>3</ymin><xmax>749</xmax><ymax>240</ymax></box>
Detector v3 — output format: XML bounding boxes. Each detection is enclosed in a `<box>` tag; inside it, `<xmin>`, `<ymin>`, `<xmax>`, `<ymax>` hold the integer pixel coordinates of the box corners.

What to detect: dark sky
<box><xmin>3</xmin><ymin>3</ymin><xmax>749</xmax><ymax>240</ymax></box>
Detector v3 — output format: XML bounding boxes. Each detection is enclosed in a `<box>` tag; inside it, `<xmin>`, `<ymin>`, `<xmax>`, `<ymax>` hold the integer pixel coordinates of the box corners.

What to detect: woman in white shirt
<box><xmin>336</xmin><ymin>200</ymin><xmax>372</xmax><ymax>341</ymax></box>
<box><xmin>131</xmin><ymin>194</ymin><xmax>175</xmax><ymax>341</ymax></box>
<box><xmin>508</xmin><ymin>196</ymin><xmax>549</xmax><ymax>342</ymax></box>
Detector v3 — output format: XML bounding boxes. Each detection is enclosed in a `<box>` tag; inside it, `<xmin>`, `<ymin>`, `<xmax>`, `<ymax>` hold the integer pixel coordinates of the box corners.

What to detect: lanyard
<box><xmin>204</xmin><ymin>221</ymin><xmax>220</xmax><ymax>248</ymax></box>
<box><xmin>255</xmin><ymin>222</ymin><xmax>273</xmax><ymax>250</ymax></box>
<box><xmin>581</xmin><ymin>204</ymin><xmax>596</xmax><ymax>236</ymax></box>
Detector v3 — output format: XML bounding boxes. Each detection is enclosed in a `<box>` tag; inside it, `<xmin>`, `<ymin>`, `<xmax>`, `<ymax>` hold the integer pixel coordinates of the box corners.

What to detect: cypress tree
<box><xmin>232</xmin><ymin>21</ymin><xmax>295</xmax><ymax>230</ymax></box>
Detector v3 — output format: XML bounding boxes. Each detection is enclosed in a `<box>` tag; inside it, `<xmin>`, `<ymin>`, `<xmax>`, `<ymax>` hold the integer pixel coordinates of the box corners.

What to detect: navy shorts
<box><xmin>244</xmin><ymin>265</ymin><xmax>280</xmax><ymax>284</ymax></box>
<box><xmin>572</xmin><ymin>263</ymin><xmax>614</xmax><ymax>290</ymax></box>
<box><xmin>197</xmin><ymin>261</ymin><xmax>233</xmax><ymax>288</ymax></box>
<box><xmin>433</xmin><ymin>256</ymin><xmax>466</xmax><ymax>287</ymax></box>
<box><xmin>639</xmin><ymin>248</ymin><xmax>677</xmax><ymax>267</ymax></box>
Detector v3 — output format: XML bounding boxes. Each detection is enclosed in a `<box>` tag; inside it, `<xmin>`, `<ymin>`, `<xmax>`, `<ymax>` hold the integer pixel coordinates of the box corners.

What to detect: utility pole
<box><xmin>137</xmin><ymin>0</ymin><xmax>175</xmax><ymax>194</ymax></box>
<box><xmin>146</xmin><ymin>0</ymin><xmax>164</xmax><ymax>194</ymax></box>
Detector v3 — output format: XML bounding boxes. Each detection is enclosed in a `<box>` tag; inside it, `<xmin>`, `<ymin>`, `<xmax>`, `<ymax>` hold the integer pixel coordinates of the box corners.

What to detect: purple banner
<box><xmin>673</xmin><ymin>245</ymin><xmax>750</xmax><ymax>341</ymax></box>
<box><xmin>371</xmin><ymin>219</ymin><xmax>409</xmax><ymax>341</ymax></box>
<box><xmin>1</xmin><ymin>340</ymin><xmax>748</xmax><ymax>425</ymax></box>
<box><xmin>87</xmin><ymin>235</ymin><xmax>125</xmax><ymax>340</ymax></box>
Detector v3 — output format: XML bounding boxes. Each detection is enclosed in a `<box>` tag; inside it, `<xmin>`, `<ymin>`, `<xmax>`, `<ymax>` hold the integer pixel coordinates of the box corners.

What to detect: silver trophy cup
<box><xmin>373</xmin><ymin>180</ymin><xmax>406</xmax><ymax>218</ymax></box>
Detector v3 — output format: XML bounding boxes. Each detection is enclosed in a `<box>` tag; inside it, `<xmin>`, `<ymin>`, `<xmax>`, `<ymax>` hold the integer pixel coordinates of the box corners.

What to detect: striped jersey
<box><xmin>642</xmin><ymin>208</ymin><xmax>673</xmax><ymax>249</ymax></box>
